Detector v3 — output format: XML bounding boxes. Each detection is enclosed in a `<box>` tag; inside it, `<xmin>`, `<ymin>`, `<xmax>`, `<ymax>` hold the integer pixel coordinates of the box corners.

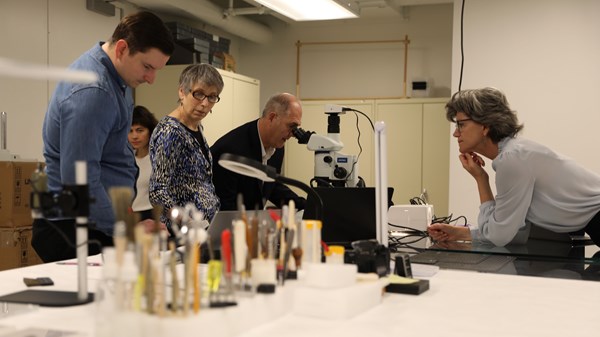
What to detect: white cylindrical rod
<box><xmin>75</xmin><ymin>160</ymin><xmax>88</xmax><ymax>301</ymax></box>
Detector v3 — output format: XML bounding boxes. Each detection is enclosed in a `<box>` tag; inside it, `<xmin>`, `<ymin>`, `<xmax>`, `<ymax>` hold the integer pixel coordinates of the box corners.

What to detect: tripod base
<box><xmin>0</xmin><ymin>290</ymin><xmax>94</xmax><ymax>307</ymax></box>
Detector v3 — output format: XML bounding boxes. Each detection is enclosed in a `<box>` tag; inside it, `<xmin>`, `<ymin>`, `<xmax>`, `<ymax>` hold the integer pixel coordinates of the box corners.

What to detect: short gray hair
<box><xmin>178</xmin><ymin>63</ymin><xmax>224</xmax><ymax>96</ymax></box>
<box><xmin>445</xmin><ymin>87</ymin><xmax>523</xmax><ymax>142</ymax></box>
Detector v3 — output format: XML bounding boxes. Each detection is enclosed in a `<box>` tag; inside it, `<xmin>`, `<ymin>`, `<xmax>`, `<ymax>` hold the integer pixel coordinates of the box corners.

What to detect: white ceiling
<box><xmin>123</xmin><ymin>0</ymin><xmax>453</xmax><ymax>43</ymax></box>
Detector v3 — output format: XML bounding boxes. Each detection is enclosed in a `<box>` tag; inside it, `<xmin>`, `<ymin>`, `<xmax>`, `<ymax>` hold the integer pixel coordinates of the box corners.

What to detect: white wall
<box><xmin>237</xmin><ymin>4</ymin><xmax>453</xmax><ymax>107</ymax></box>
<box><xmin>449</xmin><ymin>0</ymin><xmax>600</xmax><ymax>225</ymax></box>
<box><xmin>0</xmin><ymin>0</ymin><xmax>135</xmax><ymax>161</ymax></box>
<box><xmin>0</xmin><ymin>1</ymin><xmax>453</xmax><ymax>169</ymax></box>
<box><xmin>0</xmin><ymin>0</ymin><xmax>48</xmax><ymax>161</ymax></box>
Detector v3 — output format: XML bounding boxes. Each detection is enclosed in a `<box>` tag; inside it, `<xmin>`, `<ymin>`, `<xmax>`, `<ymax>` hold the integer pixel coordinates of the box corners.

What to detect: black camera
<box><xmin>346</xmin><ymin>239</ymin><xmax>390</xmax><ymax>277</ymax></box>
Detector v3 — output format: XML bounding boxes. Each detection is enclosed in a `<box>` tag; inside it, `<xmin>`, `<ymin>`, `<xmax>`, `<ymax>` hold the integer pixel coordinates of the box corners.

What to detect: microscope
<box><xmin>292</xmin><ymin>105</ymin><xmax>361</xmax><ymax>188</ymax></box>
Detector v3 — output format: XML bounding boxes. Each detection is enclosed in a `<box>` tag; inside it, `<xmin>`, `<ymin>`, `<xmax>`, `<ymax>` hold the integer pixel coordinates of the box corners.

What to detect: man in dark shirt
<box><xmin>211</xmin><ymin>92</ymin><xmax>306</xmax><ymax>211</ymax></box>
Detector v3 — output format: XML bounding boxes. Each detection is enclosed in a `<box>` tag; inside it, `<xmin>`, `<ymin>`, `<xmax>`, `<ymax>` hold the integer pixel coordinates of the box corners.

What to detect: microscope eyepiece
<box><xmin>292</xmin><ymin>127</ymin><xmax>314</xmax><ymax>144</ymax></box>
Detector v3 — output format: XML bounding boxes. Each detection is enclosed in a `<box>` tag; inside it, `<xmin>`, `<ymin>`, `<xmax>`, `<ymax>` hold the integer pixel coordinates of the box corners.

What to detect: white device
<box><xmin>410</xmin><ymin>78</ymin><xmax>432</xmax><ymax>98</ymax></box>
<box><xmin>305</xmin><ymin>133</ymin><xmax>343</xmax><ymax>152</ymax></box>
<box><xmin>374</xmin><ymin>121</ymin><xmax>388</xmax><ymax>247</ymax></box>
<box><xmin>293</xmin><ymin>105</ymin><xmax>360</xmax><ymax>187</ymax></box>
<box><xmin>387</xmin><ymin>204</ymin><xmax>434</xmax><ymax>232</ymax></box>
<box><xmin>324</xmin><ymin>104</ymin><xmax>350</xmax><ymax>114</ymax></box>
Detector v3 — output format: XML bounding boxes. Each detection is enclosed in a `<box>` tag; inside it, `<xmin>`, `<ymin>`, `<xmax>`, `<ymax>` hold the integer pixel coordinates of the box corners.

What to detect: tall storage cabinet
<box><xmin>134</xmin><ymin>65</ymin><xmax>260</xmax><ymax>145</ymax></box>
<box><xmin>285</xmin><ymin>98</ymin><xmax>450</xmax><ymax>216</ymax></box>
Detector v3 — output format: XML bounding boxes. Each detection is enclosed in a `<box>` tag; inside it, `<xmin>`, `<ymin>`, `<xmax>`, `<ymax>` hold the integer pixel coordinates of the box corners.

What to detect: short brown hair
<box><xmin>109</xmin><ymin>11</ymin><xmax>174</xmax><ymax>56</ymax></box>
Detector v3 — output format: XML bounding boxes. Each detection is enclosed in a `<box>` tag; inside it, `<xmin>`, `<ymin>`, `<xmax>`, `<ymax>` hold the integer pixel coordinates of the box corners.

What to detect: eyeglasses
<box><xmin>455</xmin><ymin>118</ymin><xmax>473</xmax><ymax>132</ymax></box>
<box><xmin>191</xmin><ymin>90</ymin><xmax>220</xmax><ymax>103</ymax></box>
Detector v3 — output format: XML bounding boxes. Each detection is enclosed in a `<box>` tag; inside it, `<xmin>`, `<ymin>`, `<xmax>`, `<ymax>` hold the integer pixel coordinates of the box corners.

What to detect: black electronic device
<box><xmin>386</xmin><ymin>279</ymin><xmax>430</xmax><ymax>295</ymax></box>
<box><xmin>23</xmin><ymin>277</ymin><xmax>54</xmax><ymax>287</ymax></box>
<box><xmin>303</xmin><ymin>187</ymin><xmax>394</xmax><ymax>247</ymax></box>
<box><xmin>394</xmin><ymin>253</ymin><xmax>413</xmax><ymax>278</ymax></box>
<box><xmin>529</xmin><ymin>224</ymin><xmax>594</xmax><ymax>246</ymax></box>
<box><xmin>346</xmin><ymin>239</ymin><xmax>390</xmax><ymax>277</ymax></box>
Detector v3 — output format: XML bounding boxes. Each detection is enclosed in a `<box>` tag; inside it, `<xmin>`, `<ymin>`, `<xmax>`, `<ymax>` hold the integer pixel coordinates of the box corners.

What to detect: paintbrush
<box><xmin>288</xmin><ymin>200</ymin><xmax>303</xmax><ymax>270</ymax></box>
<box><xmin>277</xmin><ymin>206</ymin><xmax>288</xmax><ymax>284</ymax></box>
<box><xmin>169</xmin><ymin>240</ymin><xmax>180</xmax><ymax>314</ymax></box>
<box><xmin>191</xmin><ymin>228</ymin><xmax>200</xmax><ymax>314</ymax></box>
<box><xmin>250</xmin><ymin>207</ymin><xmax>259</xmax><ymax>260</ymax></box>
<box><xmin>108</xmin><ymin>187</ymin><xmax>134</xmax><ymax>265</ymax></box>
<box><xmin>282</xmin><ymin>227</ymin><xmax>295</xmax><ymax>284</ymax></box>
<box><xmin>133</xmin><ymin>223</ymin><xmax>146</xmax><ymax>311</ymax></box>
<box><xmin>108</xmin><ymin>186</ymin><xmax>138</xmax><ymax>240</ymax></box>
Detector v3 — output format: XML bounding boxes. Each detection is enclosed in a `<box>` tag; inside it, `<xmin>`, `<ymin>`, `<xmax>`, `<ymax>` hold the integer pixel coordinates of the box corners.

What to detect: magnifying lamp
<box><xmin>218</xmin><ymin>153</ymin><xmax>323</xmax><ymax>220</ymax></box>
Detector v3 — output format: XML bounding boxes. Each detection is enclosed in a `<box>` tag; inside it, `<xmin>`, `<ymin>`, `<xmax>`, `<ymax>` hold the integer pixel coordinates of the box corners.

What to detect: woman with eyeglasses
<box><xmin>428</xmin><ymin>87</ymin><xmax>600</xmax><ymax>247</ymax></box>
<box><xmin>149</xmin><ymin>64</ymin><xmax>223</xmax><ymax>231</ymax></box>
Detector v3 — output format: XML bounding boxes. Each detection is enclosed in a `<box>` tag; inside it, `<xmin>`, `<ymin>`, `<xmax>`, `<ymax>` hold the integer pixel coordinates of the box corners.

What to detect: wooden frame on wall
<box><xmin>295</xmin><ymin>37</ymin><xmax>411</xmax><ymax>100</ymax></box>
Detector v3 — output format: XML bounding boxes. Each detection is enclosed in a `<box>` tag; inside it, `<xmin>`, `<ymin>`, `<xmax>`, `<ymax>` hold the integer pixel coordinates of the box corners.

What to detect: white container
<box><xmin>301</xmin><ymin>220</ymin><xmax>322</xmax><ymax>264</ymax></box>
<box><xmin>293</xmin><ymin>278</ymin><xmax>389</xmax><ymax>320</ymax></box>
<box><xmin>325</xmin><ymin>245</ymin><xmax>344</xmax><ymax>264</ymax></box>
<box><xmin>304</xmin><ymin>262</ymin><xmax>357</xmax><ymax>289</ymax></box>
<box><xmin>95</xmin><ymin>248</ymin><xmax>118</xmax><ymax>337</ymax></box>
<box><xmin>388</xmin><ymin>204</ymin><xmax>433</xmax><ymax>232</ymax></box>
<box><xmin>251</xmin><ymin>258</ymin><xmax>277</xmax><ymax>289</ymax></box>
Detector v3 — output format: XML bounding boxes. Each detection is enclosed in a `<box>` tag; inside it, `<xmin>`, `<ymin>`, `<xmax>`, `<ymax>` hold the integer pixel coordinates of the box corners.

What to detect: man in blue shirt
<box><xmin>32</xmin><ymin>11</ymin><xmax>174</xmax><ymax>262</ymax></box>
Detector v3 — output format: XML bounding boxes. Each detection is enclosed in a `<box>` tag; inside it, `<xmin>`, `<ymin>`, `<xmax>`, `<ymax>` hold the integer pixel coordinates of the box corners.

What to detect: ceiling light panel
<box><xmin>254</xmin><ymin>0</ymin><xmax>359</xmax><ymax>21</ymax></box>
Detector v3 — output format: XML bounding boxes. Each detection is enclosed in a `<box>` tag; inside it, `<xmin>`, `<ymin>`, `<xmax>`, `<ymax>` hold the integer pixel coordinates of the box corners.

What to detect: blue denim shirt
<box><xmin>42</xmin><ymin>42</ymin><xmax>137</xmax><ymax>236</ymax></box>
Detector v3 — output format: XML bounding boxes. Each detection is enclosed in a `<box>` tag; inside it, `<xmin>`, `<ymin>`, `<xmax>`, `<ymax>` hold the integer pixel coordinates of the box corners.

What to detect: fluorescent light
<box><xmin>0</xmin><ymin>57</ymin><xmax>98</xmax><ymax>83</ymax></box>
<box><xmin>255</xmin><ymin>0</ymin><xmax>359</xmax><ymax>21</ymax></box>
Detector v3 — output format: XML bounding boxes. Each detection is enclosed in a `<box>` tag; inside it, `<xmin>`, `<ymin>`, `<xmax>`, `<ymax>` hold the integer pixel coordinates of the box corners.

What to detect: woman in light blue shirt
<box><xmin>428</xmin><ymin>87</ymin><xmax>600</xmax><ymax>247</ymax></box>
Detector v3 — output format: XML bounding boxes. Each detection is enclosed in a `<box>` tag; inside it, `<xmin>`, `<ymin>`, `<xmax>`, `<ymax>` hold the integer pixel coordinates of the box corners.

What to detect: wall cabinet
<box><xmin>134</xmin><ymin>65</ymin><xmax>260</xmax><ymax>145</ymax></box>
<box><xmin>285</xmin><ymin>98</ymin><xmax>449</xmax><ymax>216</ymax></box>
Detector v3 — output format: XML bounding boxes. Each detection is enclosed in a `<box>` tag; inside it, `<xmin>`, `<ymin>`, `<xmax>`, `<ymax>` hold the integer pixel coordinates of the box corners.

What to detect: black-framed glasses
<box><xmin>191</xmin><ymin>90</ymin><xmax>220</xmax><ymax>103</ymax></box>
<box><xmin>455</xmin><ymin>118</ymin><xmax>473</xmax><ymax>132</ymax></box>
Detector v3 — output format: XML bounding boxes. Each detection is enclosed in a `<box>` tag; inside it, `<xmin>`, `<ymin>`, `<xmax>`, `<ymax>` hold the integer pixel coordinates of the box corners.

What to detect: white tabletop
<box><xmin>0</xmin><ymin>255</ymin><xmax>598</xmax><ymax>337</ymax></box>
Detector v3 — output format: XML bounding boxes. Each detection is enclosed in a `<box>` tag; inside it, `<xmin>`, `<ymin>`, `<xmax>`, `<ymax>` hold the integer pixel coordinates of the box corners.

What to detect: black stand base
<box><xmin>385</xmin><ymin>279</ymin><xmax>430</xmax><ymax>295</ymax></box>
<box><xmin>0</xmin><ymin>290</ymin><xmax>94</xmax><ymax>307</ymax></box>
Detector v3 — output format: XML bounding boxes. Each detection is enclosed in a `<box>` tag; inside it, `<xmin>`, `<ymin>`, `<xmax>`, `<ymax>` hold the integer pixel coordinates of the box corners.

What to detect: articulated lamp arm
<box><xmin>217</xmin><ymin>153</ymin><xmax>323</xmax><ymax>221</ymax></box>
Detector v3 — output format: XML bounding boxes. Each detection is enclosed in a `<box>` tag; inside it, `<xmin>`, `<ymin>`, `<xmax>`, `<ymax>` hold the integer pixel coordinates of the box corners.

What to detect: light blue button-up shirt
<box><xmin>473</xmin><ymin>137</ymin><xmax>600</xmax><ymax>246</ymax></box>
<box><xmin>42</xmin><ymin>42</ymin><xmax>137</xmax><ymax>236</ymax></box>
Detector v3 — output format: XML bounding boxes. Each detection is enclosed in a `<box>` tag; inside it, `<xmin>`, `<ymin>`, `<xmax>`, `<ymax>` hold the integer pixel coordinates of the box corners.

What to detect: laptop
<box><xmin>207</xmin><ymin>209</ymin><xmax>280</xmax><ymax>250</ymax></box>
<box><xmin>528</xmin><ymin>224</ymin><xmax>594</xmax><ymax>246</ymax></box>
<box><xmin>407</xmin><ymin>250</ymin><xmax>516</xmax><ymax>273</ymax></box>
<box><xmin>303</xmin><ymin>187</ymin><xmax>394</xmax><ymax>247</ymax></box>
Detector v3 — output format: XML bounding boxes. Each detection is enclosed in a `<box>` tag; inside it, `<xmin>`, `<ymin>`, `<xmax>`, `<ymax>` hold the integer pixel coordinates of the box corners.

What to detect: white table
<box><xmin>0</xmin><ymin>255</ymin><xmax>598</xmax><ymax>337</ymax></box>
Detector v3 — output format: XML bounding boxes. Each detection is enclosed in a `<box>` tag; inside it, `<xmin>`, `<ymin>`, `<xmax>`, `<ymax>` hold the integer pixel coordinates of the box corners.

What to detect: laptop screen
<box><xmin>207</xmin><ymin>209</ymin><xmax>280</xmax><ymax>250</ymax></box>
<box><xmin>303</xmin><ymin>187</ymin><xmax>394</xmax><ymax>246</ymax></box>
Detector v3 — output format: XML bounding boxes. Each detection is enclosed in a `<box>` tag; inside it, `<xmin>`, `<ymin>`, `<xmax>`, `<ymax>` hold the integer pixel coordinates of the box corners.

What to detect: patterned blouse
<box><xmin>149</xmin><ymin>116</ymin><xmax>220</xmax><ymax>229</ymax></box>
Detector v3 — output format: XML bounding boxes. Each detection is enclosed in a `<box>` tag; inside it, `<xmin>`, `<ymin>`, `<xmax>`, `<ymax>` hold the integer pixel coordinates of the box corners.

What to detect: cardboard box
<box><xmin>0</xmin><ymin>161</ymin><xmax>38</xmax><ymax>227</ymax></box>
<box><xmin>0</xmin><ymin>226</ymin><xmax>43</xmax><ymax>271</ymax></box>
<box><xmin>22</xmin><ymin>227</ymin><xmax>44</xmax><ymax>267</ymax></box>
<box><xmin>214</xmin><ymin>52</ymin><xmax>236</xmax><ymax>72</ymax></box>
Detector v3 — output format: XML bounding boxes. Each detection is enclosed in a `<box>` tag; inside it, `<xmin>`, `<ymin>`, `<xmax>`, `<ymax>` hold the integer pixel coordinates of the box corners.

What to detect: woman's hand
<box><xmin>139</xmin><ymin>218</ymin><xmax>169</xmax><ymax>235</ymax></box>
<box><xmin>458</xmin><ymin>151</ymin><xmax>495</xmax><ymax>204</ymax></box>
<box><xmin>459</xmin><ymin>152</ymin><xmax>488</xmax><ymax>180</ymax></box>
<box><xmin>427</xmin><ymin>223</ymin><xmax>472</xmax><ymax>242</ymax></box>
